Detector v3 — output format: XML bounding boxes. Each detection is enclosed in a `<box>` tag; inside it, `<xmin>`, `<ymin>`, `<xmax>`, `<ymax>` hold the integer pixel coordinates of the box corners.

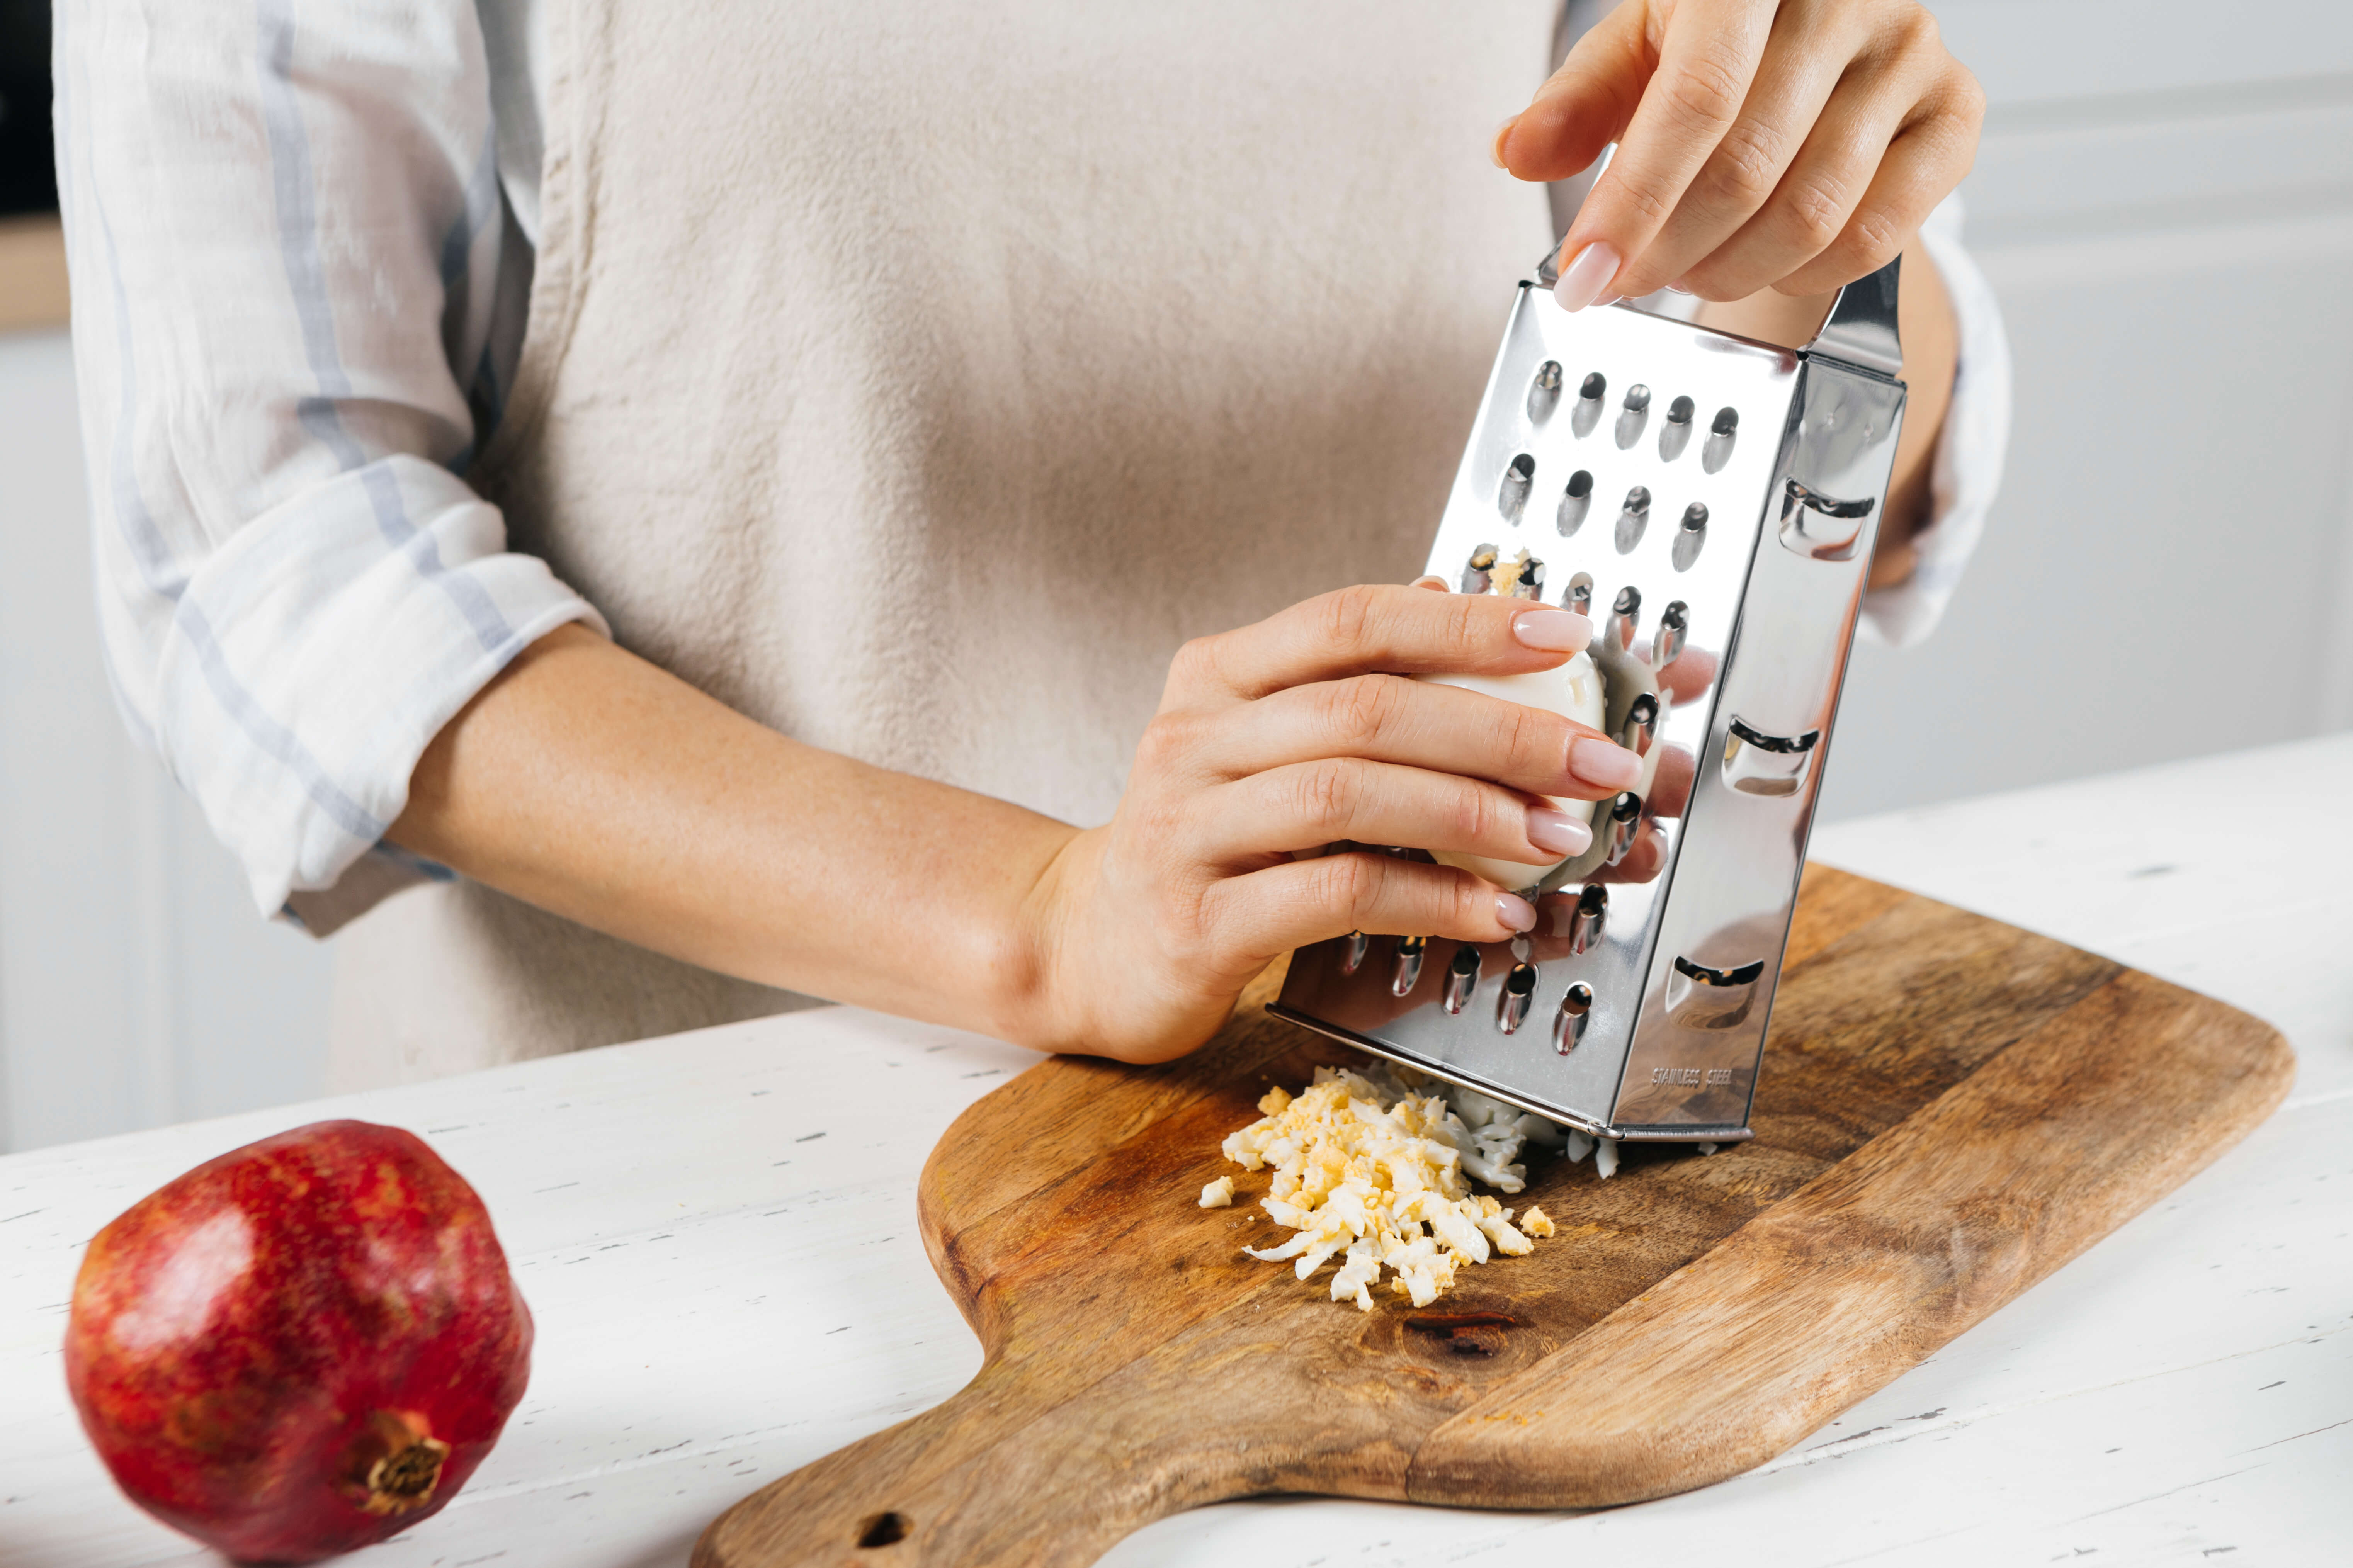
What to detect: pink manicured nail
<box><xmin>1666</xmin><ymin>279</ymin><xmax>1694</xmax><ymax>295</ymax></box>
<box><xmin>1410</xmin><ymin>574</ymin><xmax>1449</xmax><ymax>592</ymax></box>
<box><xmin>1511</xmin><ymin>608</ymin><xmax>1592</xmax><ymax>652</ymax></box>
<box><xmin>1527</xmin><ymin>807</ymin><xmax>1593</xmax><ymax>858</ymax></box>
<box><xmin>1491</xmin><ymin>116</ymin><xmax>1518</xmax><ymax>170</ymax></box>
<box><xmin>1552</xmin><ymin>241</ymin><xmax>1623</xmax><ymax>313</ymax></box>
<box><xmin>1570</xmin><ymin>736</ymin><xmax>1642</xmax><ymax>790</ymax></box>
<box><xmin>1496</xmin><ymin>892</ymin><xmax>1538</xmax><ymax>933</ymax></box>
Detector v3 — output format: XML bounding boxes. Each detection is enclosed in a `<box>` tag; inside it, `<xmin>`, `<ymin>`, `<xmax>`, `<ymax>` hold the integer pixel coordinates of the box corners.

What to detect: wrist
<box><xmin>981</xmin><ymin>822</ymin><xmax>1095</xmax><ymax>1053</ymax></box>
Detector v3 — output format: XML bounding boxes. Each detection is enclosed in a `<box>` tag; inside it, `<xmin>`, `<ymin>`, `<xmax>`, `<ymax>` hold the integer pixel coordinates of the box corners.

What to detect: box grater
<box><xmin>1269</xmin><ymin>249</ymin><xmax>1908</xmax><ymax>1145</ymax></box>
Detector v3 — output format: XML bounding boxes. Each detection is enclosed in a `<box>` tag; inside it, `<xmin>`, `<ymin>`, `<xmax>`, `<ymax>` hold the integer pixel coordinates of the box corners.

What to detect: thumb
<box><xmin>1496</xmin><ymin>0</ymin><xmax>1657</xmax><ymax>183</ymax></box>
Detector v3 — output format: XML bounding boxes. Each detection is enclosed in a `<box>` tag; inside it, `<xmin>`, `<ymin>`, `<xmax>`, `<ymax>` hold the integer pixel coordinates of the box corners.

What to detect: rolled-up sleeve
<box><xmin>55</xmin><ymin>0</ymin><xmax>602</xmax><ymax>933</ymax></box>
<box><xmin>1858</xmin><ymin>191</ymin><xmax>2013</xmax><ymax>647</ymax></box>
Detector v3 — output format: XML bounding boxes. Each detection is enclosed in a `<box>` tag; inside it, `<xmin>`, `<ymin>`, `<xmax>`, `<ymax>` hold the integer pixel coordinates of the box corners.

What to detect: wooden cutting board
<box><xmin>695</xmin><ymin>866</ymin><xmax>2293</xmax><ymax>1567</ymax></box>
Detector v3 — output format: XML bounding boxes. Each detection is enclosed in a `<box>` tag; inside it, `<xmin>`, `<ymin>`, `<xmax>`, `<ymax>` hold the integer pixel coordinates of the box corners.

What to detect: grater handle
<box><xmin>1804</xmin><ymin>253</ymin><xmax>1904</xmax><ymax>379</ymax></box>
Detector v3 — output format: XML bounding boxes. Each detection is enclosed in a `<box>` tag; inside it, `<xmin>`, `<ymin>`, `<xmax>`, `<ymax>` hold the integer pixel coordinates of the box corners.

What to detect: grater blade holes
<box><xmin>1557</xmin><ymin>468</ymin><xmax>1594</xmax><ymax>536</ymax></box>
<box><xmin>1443</xmin><ymin>944</ymin><xmax>1481</xmax><ymax>1014</ymax></box>
<box><xmin>1615</xmin><ymin>486</ymin><xmax>1652</xmax><ymax>554</ymax></box>
<box><xmin>1659</xmin><ymin>394</ymin><xmax>1697</xmax><ymax>462</ymax></box>
<box><xmin>1497</xmin><ymin>962</ymin><xmax>1539</xmax><ymax>1034</ymax></box>
<box><xmin>1527</xmin><ymin>361</ymin><xmax>1564</xmax><ymax>424</ymax></box>
<box><xmin>1703</xmin><ymin>407</ymin><xmax>1739</xmax><ymax>473</ymax></box>
<box><xmin>1462</xmin><ymin>543</ymin><xmax>1499</xmax><ymax>595</ymax></box>
<box><xmin>1554</xmin><ymin>982</ymin><xmax>1594</xmax><ymax>1053</ymax></box>
<box><xmin>1565</xmin><ymin>571</ymin><xmax>1594</xmax><ymax>616</ymax></box>
<box><xmin>1510</xmin><ymin>555</ymin><xmax>1545</xmax><ymax>601</ymax></box>
<box><xmin>1498</xmin><ymin>453</ymin><xmax>1536</xmax><ymax>525</ymax></box>
<box><xmin>1607</xmin><ymin>584</ymin><xmax>1641</xmax><ymax>651</ymax></box>
<box><xmin>1672</xmin><ymin>503</ymin><xmax>1709</xmax><ymax>571</ymax></box>
<box><xmin>1615</xmin><ymin>385</ymin><xmax>1651</xmax><ymax>450</ymax></box>
<box><xmin>1653</xmin><ymin>600</ymin><xmax>1688</xmax><ymax>666</ymax></box>
<box><xmin>1572</xmin><ymin>373</ymin><xmax>1606</xmax><ymax>438</ymax></box>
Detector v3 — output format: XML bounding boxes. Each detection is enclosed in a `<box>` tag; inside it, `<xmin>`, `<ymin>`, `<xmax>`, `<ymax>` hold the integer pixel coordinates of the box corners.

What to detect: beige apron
<box><xmin>328</xmin><ymin>0</ymin><xmax>1558</xmax><ymax>1089</ymax></box>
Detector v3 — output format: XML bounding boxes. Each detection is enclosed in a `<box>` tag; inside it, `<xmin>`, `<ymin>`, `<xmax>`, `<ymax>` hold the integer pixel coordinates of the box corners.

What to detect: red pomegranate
<box><xmin>65</xmin><ymin>1120</ymin><xmax>533</xmax><ymax>1563</ymax></box>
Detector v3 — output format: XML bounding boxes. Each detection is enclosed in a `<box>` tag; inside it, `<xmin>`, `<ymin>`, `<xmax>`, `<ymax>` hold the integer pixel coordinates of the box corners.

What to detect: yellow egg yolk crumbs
<box><xmin>1217</xmin><ymin>1066</ymin><xmax>1556</xmax><ymax>1311</ymax></box>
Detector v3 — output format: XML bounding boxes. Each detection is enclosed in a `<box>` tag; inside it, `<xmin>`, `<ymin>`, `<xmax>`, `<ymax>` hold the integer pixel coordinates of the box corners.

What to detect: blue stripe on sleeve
<box><xmin>256</xmin><ymin>0</ymin><xmax>521</xmax><ymax>660</ymax></box>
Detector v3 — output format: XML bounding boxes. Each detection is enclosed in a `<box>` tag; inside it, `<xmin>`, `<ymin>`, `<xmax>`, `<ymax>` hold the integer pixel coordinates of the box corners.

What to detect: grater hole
<box><xmin>1659</xmin><ymin>396</ymin><xmax>1696</xmax><ymax>462</ymax></box>
<box><xmin>1615</xmin><ymin>486</ymin><xmax>1651</xmax><ymax>554</ymax></box>
<box><xmin>1703</xmin><ymin>407</ymin><xmax>1739</xmax><ymax>474</ymax></box>
<box><xmin>1565</xmin><ymin>571</ymin><xmax>1594</xmax><ymax>616</ymax></box>
<box><xmin>1498</xmin><ymin>453</ymin><xmax>1536</xmax><ymax>524</ymax></box>
<box><xmin>1573</xmin><ymin>374</ymin><xmax>1606</xmax><ymax>438</ymax></box>
<box><xmin>1527</xmin><ymin>361</ymin><xmax>1564</xmax><ymax>424</ymax></box>
<box><xmin>1557</xmin><ymin>469</ymin><xmax>1594</xmax><ymax>537</ymax></box>
<box><xmin>1654</xmin><ymin>600</ymin><xmax>1689</xmax><ymax>666</ymax></box>
<box><xmin>1607</xmin><ymin>584</ymin><xmax>1641</xmax><ymax>649</ymax></box>
<box><xmin>1462</xmin><ymin>543</ymin><xmax>1499</xmax><ymax>595</ymax></box>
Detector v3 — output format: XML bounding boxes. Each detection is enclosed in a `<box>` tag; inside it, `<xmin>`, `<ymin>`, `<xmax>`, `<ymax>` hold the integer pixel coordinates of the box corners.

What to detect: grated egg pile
<box><xmin>1204</xmin><ymin>1063</ymin><xmax>1615</xmax><ymax>1311</ymax></box>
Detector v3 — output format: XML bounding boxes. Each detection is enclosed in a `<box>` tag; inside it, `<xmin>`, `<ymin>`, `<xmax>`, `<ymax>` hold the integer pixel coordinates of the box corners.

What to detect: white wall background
<box><xmin>3</xmin><ymin>1</ymin><xmax>2351</xmax><ymax>1152</ymax></box>
<box><xmin>0</xmin><ymin>330</ymin><xmax>336</xmax><ymax>1152</ymax></box>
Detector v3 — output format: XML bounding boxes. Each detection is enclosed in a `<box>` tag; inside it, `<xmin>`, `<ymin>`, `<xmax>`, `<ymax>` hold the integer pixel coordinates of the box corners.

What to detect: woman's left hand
<box><xmin>1495</xmin><ymin>0</ymin><xmax>1985</xmax><ymax>308</ymax></box>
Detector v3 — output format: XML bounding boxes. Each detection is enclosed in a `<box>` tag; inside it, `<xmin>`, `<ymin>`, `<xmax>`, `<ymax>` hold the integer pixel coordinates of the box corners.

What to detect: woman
<box><xmin>56</xmin><ymin>0</ymin><xmax>2004</xmax><ymax>1083</ymax></box>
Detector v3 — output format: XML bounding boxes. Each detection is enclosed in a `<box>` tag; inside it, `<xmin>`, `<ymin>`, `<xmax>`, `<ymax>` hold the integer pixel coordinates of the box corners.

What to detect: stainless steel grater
<box><xmin>1269</xmin><ymin>250</ymin><xmax>1908</xmax><ymax>1145</ymax></box>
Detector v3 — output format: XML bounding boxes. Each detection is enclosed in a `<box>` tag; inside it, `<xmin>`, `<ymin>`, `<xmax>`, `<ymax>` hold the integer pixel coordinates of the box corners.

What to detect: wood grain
<box><xmin>695</xmin><ymin>868</ymin><xmax>2293</xmax><ymax>1567</ymax></box>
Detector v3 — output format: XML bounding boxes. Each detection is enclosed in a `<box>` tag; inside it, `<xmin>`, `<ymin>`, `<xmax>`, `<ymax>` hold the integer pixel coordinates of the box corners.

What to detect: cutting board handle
<box><xmin>694</xmin><ymin>1357</ymin><xmax>1244</xmax><ymax>1566</ymax></box>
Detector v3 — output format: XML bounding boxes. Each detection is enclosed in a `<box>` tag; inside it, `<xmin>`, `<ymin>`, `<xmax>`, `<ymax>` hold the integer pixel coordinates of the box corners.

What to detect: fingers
<box><xmin>1680</xmin><ymin>25</ymin><xmax>1957</xmax><ymax>299</ymax></box>
<box><xmin>1549</xmin><ymin>0</ymin><xmax>1782</xmax><ymax>307</ymax></box>
<box><xmin>1501</xmin><ymin>0</ymin><xmax>1982</xmax><ymax>307</ymax></box>
<box><xmin>1589</xmin><ymin>822</ymin><xmax>1670</xmax><ymax>885</ymax></box>
<box><xmin>1191</xmin><ymin>759</ymin><xmax>1583</xmax><ymax>869</ymax></box>
<box><xmin>1496</xmin><ymin>0</ymin><xmax>1654</xmax><ymax>183</ymax></box>
<box><xmin>1615</xmin><ymin>0</ymin><xmax>1870</xmax><ymax>300</ymax></box>
<box><xmin>1775</xmin><ymin>67</ymin><xmax>1983</xmax><ymax>296</ymax></box>
<box><xmin>1658</xmin><ymin>645</ymin><xmax>1719</xmax><ymax>706</ymax></box>
<box><xmin>1165</xmin><ymin>584</ymin><xmax>1592</xmax><ymax>706</ymax></box>
<box><xmin>1203</xmin><ymin>852</ymin><xmax>1536</xmax><ymax>959</ymax></box>
<box><xmin>1641</xmin><ymin>742</ymin><xmax>1697</xmax><ymax>821</ymax></box>
<box><xmin>1197</xmin><ymin>673</ymin><xmax>1641</xmax><ymax>799</ymax></box>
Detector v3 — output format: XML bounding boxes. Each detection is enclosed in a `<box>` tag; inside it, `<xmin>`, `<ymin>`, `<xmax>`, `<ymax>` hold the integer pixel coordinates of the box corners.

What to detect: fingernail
<box><xmin>1527</xmin><ymin>807</ymin><xmax>1593</xmax><ymax>858</ymax></box>
<box><xmin>1552</xmin><ymin>241</ymin><xmax>1622</xmax><ymax>313</ymax></box>
<box><xmin>1666</xmin><ymin>279</ymin><xmax>1693</xmax><ymax>295</ymax></box>
<box><xmin>1511</xmin><ymin>608</ymin><xmax>1592</xmax><ymax>652</ymax></box>
<box><xmin>1570</xmin><ymin>736</ymin><xmax>1643</xmax><ymax>790</ymax></box>
<box><xmin>1496</xmin><ymin>891</ymin><xmax>1538</xmax><ymax>933</ymax></box>
<box><xmin>1410</xmin><ymin>573</ymin><xmax>1449</xmax><ymax>592</ymax></box>
<box><xmin>1490</xmin><ymin>116</ymin><xmax>1518</xmax><ymax>169</ymax></box>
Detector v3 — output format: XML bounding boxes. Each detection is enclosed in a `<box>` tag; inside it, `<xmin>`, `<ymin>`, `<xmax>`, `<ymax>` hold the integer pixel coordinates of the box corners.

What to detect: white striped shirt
<box><xmin>52</xmin><ymin>0</ymin><xmax>2009</xmax><ymax>936</ymax></box>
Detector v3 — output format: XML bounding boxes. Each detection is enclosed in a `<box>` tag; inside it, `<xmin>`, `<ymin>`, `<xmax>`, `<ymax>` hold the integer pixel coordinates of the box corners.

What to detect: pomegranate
<box><xmin>65</xmin><ymin>1120</ymin><xmax>533</xmax><ymax>1563</ymax></box>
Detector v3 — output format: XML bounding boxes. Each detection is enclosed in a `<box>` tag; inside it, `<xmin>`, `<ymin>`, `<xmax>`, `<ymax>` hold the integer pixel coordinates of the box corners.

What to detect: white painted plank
<box><xmin>0</xmin><ymin>1011</ymin><xmax>1030</xmax><ymax>1567</ymax></box>
<box><xmin>5</xmin><ymin>729</ymin><xmax>2349</xmax><ymax>1568</ymax></box>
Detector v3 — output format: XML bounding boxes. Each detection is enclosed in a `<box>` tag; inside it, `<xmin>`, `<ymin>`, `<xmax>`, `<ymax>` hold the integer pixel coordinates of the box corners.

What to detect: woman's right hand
<box><xmin>1017</xmin><ymin>584</ymin><xmax>1649</xmax><ymax>1064</ymax></box>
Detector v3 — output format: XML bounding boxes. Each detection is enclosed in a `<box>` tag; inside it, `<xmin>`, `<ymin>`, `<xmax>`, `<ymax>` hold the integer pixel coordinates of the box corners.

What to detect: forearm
<box><xmin>1692</xmin><ymin>238</ymin><xmax>1958</xmax><ymax>591</ymax></box>
<box><xmin>388</xmin><ymin>623</ymin><xmax>1076</xmax><ymax>1042</ymax></box>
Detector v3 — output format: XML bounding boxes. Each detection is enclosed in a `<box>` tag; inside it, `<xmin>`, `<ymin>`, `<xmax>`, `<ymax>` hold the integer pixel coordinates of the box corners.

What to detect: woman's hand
<box><xmin>1019</xmin><ymin>585</ymin><xmax>1646</xmax><ymax>1064</ymax></box>
<box><xmin>1496</xmin><ymin>0</ymin><xmax>1985</xmax><ymax>308</ymax></box>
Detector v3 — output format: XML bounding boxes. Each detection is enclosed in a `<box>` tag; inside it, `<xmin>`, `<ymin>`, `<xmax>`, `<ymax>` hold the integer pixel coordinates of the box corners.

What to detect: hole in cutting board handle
<box><xmin>857</xmin><ymin>1510</ymin><xmax>911</xmax><ymax>1548</ymax></box>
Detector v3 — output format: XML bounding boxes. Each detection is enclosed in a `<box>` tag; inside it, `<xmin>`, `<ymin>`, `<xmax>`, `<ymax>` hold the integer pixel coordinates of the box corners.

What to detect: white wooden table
<box><xmin>4</xmin><ymin>734</ymin><xmax>2349</xmax><ymax>1567</ymax></box>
